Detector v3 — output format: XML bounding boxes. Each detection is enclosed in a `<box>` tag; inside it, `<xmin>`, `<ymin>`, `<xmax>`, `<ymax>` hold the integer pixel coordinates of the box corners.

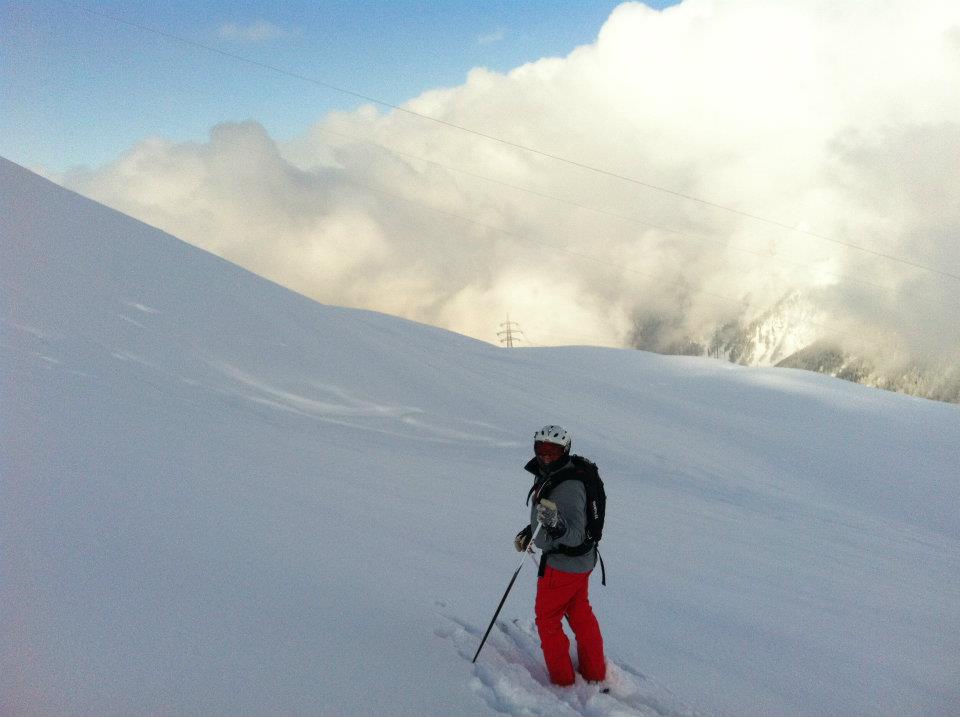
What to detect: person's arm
<box><xmin>537</xmin><ymin>481</ymin><xmax>587</xmax><ymax>547</ymax></box>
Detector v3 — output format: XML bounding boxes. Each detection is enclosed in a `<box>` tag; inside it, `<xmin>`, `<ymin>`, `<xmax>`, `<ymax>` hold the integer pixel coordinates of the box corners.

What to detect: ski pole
<box><xmin>472</xmin><ymin>523</ymin><xmax>543</xmax><ymax>663</ymax></box>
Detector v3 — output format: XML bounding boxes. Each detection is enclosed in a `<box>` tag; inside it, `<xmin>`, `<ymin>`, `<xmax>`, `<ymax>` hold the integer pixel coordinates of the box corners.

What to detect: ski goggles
<box><xmin>534</xmin><ymin>441</ymin><xmax>566</xmax><ymax>462</ymax></box>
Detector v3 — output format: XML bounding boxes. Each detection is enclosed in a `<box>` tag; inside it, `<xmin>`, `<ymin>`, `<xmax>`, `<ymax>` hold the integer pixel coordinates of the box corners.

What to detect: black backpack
<box><xmin>568</xmin><ymin>455</ymin><xmax>606</xmax><ymax>545</ymax></box>
<box><xmin>527</xmin><ymin>454</ymin><xmax>607</xmax><ymax>584</ymax></box>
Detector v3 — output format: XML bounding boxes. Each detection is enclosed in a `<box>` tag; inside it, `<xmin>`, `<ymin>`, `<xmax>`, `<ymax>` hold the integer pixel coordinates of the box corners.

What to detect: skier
<box><xmin>514</xmin><ymin>425</ymin><xmax>607</xmax><ymax>687</ymax></box>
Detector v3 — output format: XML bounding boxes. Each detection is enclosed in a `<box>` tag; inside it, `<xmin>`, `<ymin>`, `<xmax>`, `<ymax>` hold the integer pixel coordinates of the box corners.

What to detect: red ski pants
<box><xmin>535</xmin><ymin>565</ymin><xmax>606</xmax><ymax>686</ymax></box>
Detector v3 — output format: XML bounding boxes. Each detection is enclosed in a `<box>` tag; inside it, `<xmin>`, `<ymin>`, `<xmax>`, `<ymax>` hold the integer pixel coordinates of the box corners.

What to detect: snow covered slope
<box><xmin>2</xmin><ymin>156</ymin><xmax>959</xmax><ymax>717</ymax></box>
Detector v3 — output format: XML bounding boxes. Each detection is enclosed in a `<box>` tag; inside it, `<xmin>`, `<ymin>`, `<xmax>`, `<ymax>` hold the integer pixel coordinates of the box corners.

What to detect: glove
<box><xmin>537</xmin><ymin>499</ymin><xmax>566</xmax><ymax>538</ymax></box>
<box><xmin>514</xmin><ymin>525</ymin><xmax>533</xmax><ymax>552</ymax></box>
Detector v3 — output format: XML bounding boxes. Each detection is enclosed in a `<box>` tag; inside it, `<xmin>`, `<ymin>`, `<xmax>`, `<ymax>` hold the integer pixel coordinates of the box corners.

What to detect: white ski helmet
<box><xmin>534</xmin><ymin>425</ymin><xmax>571</xmax><ymax>452</ymax></box>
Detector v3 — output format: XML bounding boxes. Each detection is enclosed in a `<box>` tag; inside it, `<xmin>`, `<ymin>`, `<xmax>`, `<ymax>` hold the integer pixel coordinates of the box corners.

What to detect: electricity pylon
<box><xmin>498</xmin><ymin>314</ymin><xmax>525</xmax><ymax>347</ymax></box>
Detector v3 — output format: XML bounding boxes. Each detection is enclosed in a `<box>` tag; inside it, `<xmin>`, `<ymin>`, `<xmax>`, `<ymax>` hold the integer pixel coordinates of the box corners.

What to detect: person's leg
<box><xmin>565</xmin><ymin>573</ymin><xmax>606</xmax><ymax>682</ymax></box>
<box><xmin>534</xmin><ymin>566</ymin><xmax>577</xmax><ymax>686</ymax></box>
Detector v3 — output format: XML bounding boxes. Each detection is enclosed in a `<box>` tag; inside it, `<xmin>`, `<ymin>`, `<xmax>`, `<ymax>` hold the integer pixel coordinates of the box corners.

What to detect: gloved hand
<box><xmin>537</xmin><ymin>499</ymin><xmax>566</xmax><ymax>537</ymax></box>
<box><xmin>514</xmin><ymin>524</ymin><xmax>533</xmax><ymax>552</ymax></box>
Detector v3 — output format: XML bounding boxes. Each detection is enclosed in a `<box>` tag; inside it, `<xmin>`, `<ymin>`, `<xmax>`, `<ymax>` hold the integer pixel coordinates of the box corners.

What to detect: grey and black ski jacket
<box><xmin>525</xmin><ymin>457</ymin><xmax>598</xmax><ymax>575</ymax></box>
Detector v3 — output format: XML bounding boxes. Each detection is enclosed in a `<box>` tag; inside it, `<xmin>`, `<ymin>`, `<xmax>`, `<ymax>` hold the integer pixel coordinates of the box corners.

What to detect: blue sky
<box><xmin>2</xmin><ymin>0</ymin><xmax>679</xmax><ymax>171</ymax></box>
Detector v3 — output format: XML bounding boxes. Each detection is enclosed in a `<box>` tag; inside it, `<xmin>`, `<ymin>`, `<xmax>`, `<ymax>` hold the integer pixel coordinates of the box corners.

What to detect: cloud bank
<box><xmin>59</xmin><ymin>0</ymin><xmax>960</xmax><ymax>369</ymax></box>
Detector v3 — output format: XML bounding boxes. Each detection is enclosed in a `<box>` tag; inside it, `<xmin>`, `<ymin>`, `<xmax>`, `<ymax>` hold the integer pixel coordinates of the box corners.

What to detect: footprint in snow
<box><xmin>437</xmin><ymin>614</ymin><xmax>705</xmax><ymax>717</ymax></box>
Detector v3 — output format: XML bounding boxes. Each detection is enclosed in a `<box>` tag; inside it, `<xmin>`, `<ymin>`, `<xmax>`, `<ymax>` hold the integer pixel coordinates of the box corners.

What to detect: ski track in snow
<box><xmin>436</xmin><ymin>612</ymin><xmax>704</xmax><ymax>717</ymax></box>
<box><xmin>123</xmin><ymin>300</ymin><xmax>161</xmax><ymax>315</ymax></box>
<box><xmin>204</xmin><ymin>359</ymin><xmax>521</xmax><ymax>446</ymax></box>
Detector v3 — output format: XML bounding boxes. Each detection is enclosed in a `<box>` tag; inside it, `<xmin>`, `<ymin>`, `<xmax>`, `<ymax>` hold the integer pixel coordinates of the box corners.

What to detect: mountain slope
<box><xmin>2</xmin><ymin>157</ymin><xmax>959</xmax><ymax>717</ymax></box>
<box><xmin>631</xmin><ymin>293</ymin><xmax>960</xmax><ymax>404</ymax></box>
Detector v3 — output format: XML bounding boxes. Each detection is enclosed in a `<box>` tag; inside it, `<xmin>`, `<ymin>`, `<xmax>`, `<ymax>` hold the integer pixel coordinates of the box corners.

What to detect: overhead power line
<box><xmin>314</xmin><ymin>125</ymin><xmax>945</xmax><ymax>303</ymax></box>
<box><xmin>313</xmin><ymin>127</ymin><xmax>960</xmax><ymax>330</ymax></box>
<box><xmin>55</xmin><ymin>0</ymin><xmax>960</xmax><ymax>284</ymax></box>
<box><xmin>328</xmin><ymin>169</ymin><xmax>929</xmax><ymax>350</ymax></box>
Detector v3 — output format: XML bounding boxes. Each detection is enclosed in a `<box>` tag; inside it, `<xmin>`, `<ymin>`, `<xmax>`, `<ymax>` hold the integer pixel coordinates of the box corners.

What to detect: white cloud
<box><xmin>218</xmin><ymin>20</ymin><xmax>297</xmax><ymax>42</ymax></box>
<box><xmin>61</xmin><ymin>0</ymin><xmax>960</xmax><ymax>366</ymax></box>
<box><xmin>477</xmin><ymin>28</ymin><xmax>506</xmax><ymax>46</ymax></box>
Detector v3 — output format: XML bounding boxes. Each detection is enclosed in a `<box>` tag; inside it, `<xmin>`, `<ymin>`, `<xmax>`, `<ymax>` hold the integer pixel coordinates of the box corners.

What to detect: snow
<box><xmin>2</xmin><ymin>156</ymin><xmax>959</xmax><ymax>717</ymax></box>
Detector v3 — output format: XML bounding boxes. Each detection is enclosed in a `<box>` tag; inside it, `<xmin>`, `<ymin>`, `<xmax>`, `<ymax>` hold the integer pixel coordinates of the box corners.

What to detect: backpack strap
<box><xmin>537</xmin><ymin>545</ymin><xmax>605</xmax><ymax>586</ymax></box>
